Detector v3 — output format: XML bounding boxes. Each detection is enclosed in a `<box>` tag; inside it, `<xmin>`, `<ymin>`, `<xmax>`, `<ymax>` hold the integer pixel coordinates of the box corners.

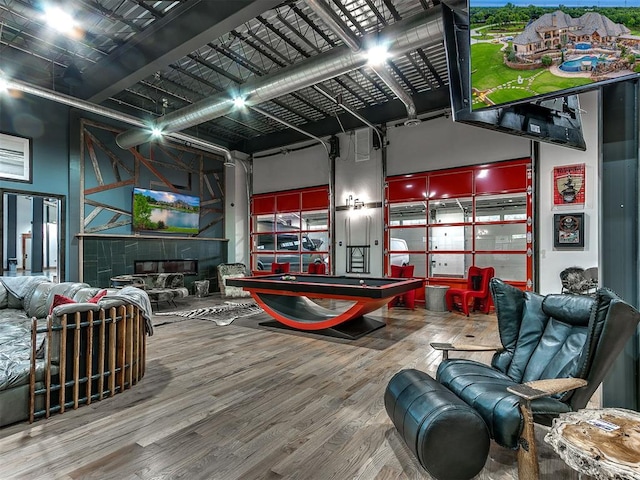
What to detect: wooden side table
<box><xmin>545</xmin><ymin>408</ymin><xmax>640</xmax><ymax>479</ymax></box>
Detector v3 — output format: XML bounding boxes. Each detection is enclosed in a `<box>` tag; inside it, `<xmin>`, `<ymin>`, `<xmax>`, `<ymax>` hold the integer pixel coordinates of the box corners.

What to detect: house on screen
<box><xmin>513</xmin><ymin>10</ymin><xmax>630</xmax><ymax>55</ymax></box>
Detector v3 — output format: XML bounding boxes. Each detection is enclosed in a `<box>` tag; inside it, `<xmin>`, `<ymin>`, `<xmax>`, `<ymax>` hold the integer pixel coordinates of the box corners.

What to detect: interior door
<box><xmin>22</xmin><ymin>233</ymin><xmax>31</xmax><ymax>271</ymax></box>
<box><xmin>2</xmin><ymin>192</ymin><xmax>63</xmax><ymax>281</ymax></box>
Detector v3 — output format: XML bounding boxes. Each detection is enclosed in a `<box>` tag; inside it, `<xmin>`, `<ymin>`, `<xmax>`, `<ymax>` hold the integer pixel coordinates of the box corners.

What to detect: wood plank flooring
<box><xmin>0</xmin><ymin>300</ymin><xmax>587</xmax><ymax>480</ymax></box>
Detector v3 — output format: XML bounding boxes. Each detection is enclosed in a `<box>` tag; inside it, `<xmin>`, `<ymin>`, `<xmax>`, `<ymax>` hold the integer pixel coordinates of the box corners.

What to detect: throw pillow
<box><xmin>49</xmin><ymin>289</ymin><xmax>107</xmax><ymax>315</ymax></box>
<box><xmin>89</xmin><ymin>289</ymin><xmax>107</xmax><ymax>303</ymax></box>
<box><xmin>49</xmin><ymin>294</ymin><xmax>76</xmax><ymax>314</ymax></box>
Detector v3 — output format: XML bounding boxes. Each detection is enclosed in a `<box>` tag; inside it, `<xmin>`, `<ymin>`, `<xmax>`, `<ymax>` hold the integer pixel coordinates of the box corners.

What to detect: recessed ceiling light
<box><xmin>44</xmin><ymin>6</ymin><xmax>76</xmax><ymax>34</ymax></box>
<box><xmin>366</xmin><ymin>45</ymin><xmax>389</xmax><ymax>66</ymax></box>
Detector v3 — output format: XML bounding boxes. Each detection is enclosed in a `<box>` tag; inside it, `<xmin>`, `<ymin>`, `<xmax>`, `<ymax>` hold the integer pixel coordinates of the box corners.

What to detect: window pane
<box><xmin>389</xmin><ymin>227</ymin><xmax>426</xmax><ymax>251</ymax></box>
<box><xmin>256</xmin><ymin>216</ymin><xmax>301</xmax><ymax>234</ymax></box>
<box><xmin>254</xmin><ymin>253</ymin><xmax>304</xmax><ymax>272</ymax></box>
<box><xmin>389</xmin><ymin>201</ymin><xmax>427</xmax><ymax>226</ymax></box>
<box><xmin>407</xmin><ymin>254</ymin><xmax>427</xmax><ymax>277</ymax></box>
<box><xmin>475</xmin><ymin>193</ymin><xmax>527</xmax><ymax>222</ymax></box>
<box><xmin>254</xmin><ymin>233</ymin><xmax>274</xmax><ymax>251</ymax></box>
<box><xmin>301</xmin><ymin>210</ymin><xmax>328</xmax><ymax>230</ymax></box>
<box><xmin>387</xmin><ymin>254</ymin><xmax>426</xmax><ymax>277</ymax></box>
<box><xmin>430</xmin><ymin>253</ymin><xmax>472</xmax><ymax>278</ymax></box>
<box><xmin>254</xmin><ymin>214</ymin><xmax>275</xmax><ymax>231</ymax></box>
<box><xmin>476</xmin><ymin>253</ymin><xmax>526</xmax><ymax>281</ymax></box>
<box><xmin>303</xmin><ymin>253</ymin><xmax>329</xmax><ymax>272</ymax></box>
<box><xmin>275</xmin><ymin>212</ymin><xmax>301</xmax><ymax>230</ymax></box>
<box><xmin>429</xmin><ymin>225</ymin><xmax>472</xmax><ymax>251</ymax></box>
<box><xmin>429</xmin><ymin>197</ymin><xmax>472</xmax><ymax>224</ymax></box>
<box><xmin>275</xmin><ymin>232</ymin><xmax>300</xmax><ymax>251</ymax></box>
<box><xmin>306</xmin><ymin>231</ymin><xmax>328</xmax><ymax>252</ymax></box>
<box><xmin>475</xmin><ymin>224</ymin><xmax>527</xmax><ymax>251</ymax></box>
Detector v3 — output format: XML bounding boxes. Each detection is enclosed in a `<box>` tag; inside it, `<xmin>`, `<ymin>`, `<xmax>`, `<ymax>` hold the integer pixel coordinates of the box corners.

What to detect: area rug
<box><xmin>154</xmin><ymin>300</ymin><xmax>263</xmax><ymax>326</ymax></box>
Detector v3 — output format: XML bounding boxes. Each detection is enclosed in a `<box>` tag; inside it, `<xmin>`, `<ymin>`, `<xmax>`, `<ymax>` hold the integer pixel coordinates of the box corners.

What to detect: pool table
<box><xmin>226</xmin><ymin>274</ymin><xmax>424</xmax><ymax>339</ymax></box>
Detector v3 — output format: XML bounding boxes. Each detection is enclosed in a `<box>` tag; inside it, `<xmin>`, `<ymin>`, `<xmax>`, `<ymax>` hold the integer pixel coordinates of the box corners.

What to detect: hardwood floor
<box><xmin>0</xmin><ymin>300</ymin><xmax>585</xmax><ymax>480</ymax></box>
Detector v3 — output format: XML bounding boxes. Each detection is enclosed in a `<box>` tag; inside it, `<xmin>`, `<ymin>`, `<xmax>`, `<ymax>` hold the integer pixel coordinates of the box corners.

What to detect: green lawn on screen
<box><xmin>471</xmin><ymin>42</ymin><xmax>594</xmax><ymax>109</ymax></box>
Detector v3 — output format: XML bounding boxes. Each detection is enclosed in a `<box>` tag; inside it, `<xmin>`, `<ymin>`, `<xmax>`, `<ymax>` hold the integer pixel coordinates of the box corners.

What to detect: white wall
<box><xmin>537</xmin><ymin>90</ymin><xmax>599</xmax><ymax>294</ymax></box>
<box><xmin>387</xmin><ymin>114</ymin><xmax>530</xmax><ymax>175</ymax></box>
<box><xmin>335</xmin><ymin>131</ymin><xmax>384</xmax><ymax>276</ymax></box>
<box><xmin>225</xmin><ymin>151</ymin><xmax>250</xmax><ymax>265</ymax></box>
<box><xmin>252</xmin><ymin>141</ymin><xmax>331</xmax><ymax>194</ymax></box>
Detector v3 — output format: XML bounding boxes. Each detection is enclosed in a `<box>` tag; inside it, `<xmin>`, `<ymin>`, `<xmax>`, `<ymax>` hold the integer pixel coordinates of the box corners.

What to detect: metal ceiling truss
<box><xmin>1</xmin><ymin>0</ymin><xmax>452</xmax><ymax>154</ymax></box>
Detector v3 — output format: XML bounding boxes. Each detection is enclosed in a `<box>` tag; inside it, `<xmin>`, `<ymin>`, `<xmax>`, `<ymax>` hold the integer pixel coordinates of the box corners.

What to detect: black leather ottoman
<box><xmin>384</xmin><ymin>368</ymin><xmax>490</xmax><ymax>480</ymax></box>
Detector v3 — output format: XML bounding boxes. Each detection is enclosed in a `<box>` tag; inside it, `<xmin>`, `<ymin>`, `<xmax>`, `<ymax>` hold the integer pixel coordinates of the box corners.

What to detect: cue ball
<box><xmin>359</xmin><ymin>279</ymin><xmax>365</xmax><ymax>285</ymax></box>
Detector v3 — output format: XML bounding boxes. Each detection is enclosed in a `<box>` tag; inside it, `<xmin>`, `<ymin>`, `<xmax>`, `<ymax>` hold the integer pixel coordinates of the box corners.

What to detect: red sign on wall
<box><xmin>553</xmin><ymin>164</ymin><xmax>585</xmax><ymax>206</ymax></box>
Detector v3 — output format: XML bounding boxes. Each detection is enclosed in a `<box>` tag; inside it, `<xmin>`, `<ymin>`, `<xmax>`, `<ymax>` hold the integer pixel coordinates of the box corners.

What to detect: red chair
<box><xmin>388</xmin><ymin>264</ymin><xmax>416</xmax><ymax>309</ymax></box>
<box><xmin>271</xmin><ymin>262</ymin><xmax>290</xmax><ymax>274</ymax></box>
<box><xmin>308</xmin><ymin>261</ymin><xmax>326</xmax><ymax>274</ymax></box>
<box><xmin>445</xmin><ymin>266</ymin><xmax>495</xmax><ymax>316</ymax></box>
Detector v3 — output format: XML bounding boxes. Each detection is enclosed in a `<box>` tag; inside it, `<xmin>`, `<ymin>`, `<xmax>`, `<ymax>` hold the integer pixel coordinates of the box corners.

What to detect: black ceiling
<box><xmin>0</xmin><ymin>0</ymin><xmax>451</xmax><ymax>153</ymax></box>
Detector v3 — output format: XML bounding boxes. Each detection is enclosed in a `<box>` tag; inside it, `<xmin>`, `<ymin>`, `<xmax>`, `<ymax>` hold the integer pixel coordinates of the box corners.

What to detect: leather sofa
<box><xmin>0</xmin><ymin>276</ymin><xmax>150</xmax><ymax>427</ymax></box>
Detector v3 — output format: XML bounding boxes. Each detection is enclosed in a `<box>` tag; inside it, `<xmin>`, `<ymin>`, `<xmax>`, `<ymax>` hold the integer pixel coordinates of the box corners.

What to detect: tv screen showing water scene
<box><xmin>132</xmin><ymin>187</ymin><xmax>200</xmax><ymax>235</ymax></box>
<box><xmin>469</xmin><ymin>0</ymin><xmax>640</xmax><ymax>110</ymax></box>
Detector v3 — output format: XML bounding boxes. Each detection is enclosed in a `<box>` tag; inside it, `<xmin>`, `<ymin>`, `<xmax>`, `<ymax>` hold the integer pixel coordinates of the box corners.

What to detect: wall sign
<box><xmin>0</xmin><ymin>132</ymin><xmax>32</xmax><ymax>183</ymax></box>
<box><xmin>554</xmin><ymin>213</ymin><xmax>585</xmax><ymax>249</ymax></box>
<box><xmin>553</xmin><ymin>164</ymin><xmax>585</xmax><ymax>207</ymax></box>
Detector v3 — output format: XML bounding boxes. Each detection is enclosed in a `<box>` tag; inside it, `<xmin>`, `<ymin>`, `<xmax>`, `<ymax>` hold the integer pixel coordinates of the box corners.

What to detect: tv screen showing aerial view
<box><xmin>469</xmin><ymin>0</ymin><xmax>640</xmax><ymax>110</ymax></box>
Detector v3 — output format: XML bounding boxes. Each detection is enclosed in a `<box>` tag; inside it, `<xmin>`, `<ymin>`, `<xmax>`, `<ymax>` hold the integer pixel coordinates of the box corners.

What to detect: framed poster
<box><xmin>0</xmin><ymin>132</ymin><xmax>32</xmax><ymax>183</ymax></box>
<box><xmin>554</xmin><ymin>213</ymin><xmax>584</xmax><ymax>249</ymax></box>
<box><xmin>553</xmin><ymin>164</ymin><xmax>585</xmax><ymax>207</ymax></box>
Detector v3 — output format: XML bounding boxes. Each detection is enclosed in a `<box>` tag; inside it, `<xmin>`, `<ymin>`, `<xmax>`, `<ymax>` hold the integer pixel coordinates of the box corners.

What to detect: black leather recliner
<box><xmin>432</xmin><ymin>278</ymin><xmax>640</xmax><ymax>479</ymax></box>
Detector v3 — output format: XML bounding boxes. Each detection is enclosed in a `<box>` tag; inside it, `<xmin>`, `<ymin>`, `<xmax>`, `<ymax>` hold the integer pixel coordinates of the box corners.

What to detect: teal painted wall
<box><xmin>0</xmin><ymin>94</ymin><xmax>70</xmax><ymax>195</ymax></box>
<box><xmin>1</xmin><ymin>94</ymin><xmax>71</xmax><ymax>275</ymax></box>
<box><xmin>2</xmin><ymin>95</ymin><xmax>227</xmax><ymax>283</ymax></box>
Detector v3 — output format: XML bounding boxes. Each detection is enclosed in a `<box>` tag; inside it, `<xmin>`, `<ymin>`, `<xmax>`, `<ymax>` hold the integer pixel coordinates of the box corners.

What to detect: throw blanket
<box><xmin>0</xmin><ymin>276</ymin><xmax>50</xmax><ymax>299</ymax></box>
<box><xmin>0</xmin><ymin>319</ymin><xmax>46</xmax><ymax>390</ymax></box>
<box><xmin>102</xmin><ymin>286</ymin><xmax>154</xmax><ymax>336</ymax></box>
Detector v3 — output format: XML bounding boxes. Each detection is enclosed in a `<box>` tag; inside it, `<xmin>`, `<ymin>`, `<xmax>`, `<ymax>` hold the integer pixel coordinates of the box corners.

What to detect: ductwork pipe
<box><xmin>115</xmin><ymin>6</ymin><xmax>444</xmax><ymax>150</ymax></box>
<box><xmin>369</xmin><ymin>64</ymin><xmax>419</xmax><ymax>125</ymax></box>
<box><xmin>4</xmin><ymin>78</ymin><xmax>234</xmax><ymax>162</ymax></box>
<box><xmin>305</xmin><ymin>0</ymin><xmax>361</xmax><ymax>51</ymax></box>
<box><xmin>251</xmin><ymin>106</ymin><xmax>330</xmax><ymax>154</ymax></box>
<box><xmin>313</xmin><ymin>84</ymin><xmax>383</xmax><ymax>147</ymax></box>
<box><xmin>307</xmin><ymin>0</ymin><xmax>419</xmax><ymax>126</ymax></box>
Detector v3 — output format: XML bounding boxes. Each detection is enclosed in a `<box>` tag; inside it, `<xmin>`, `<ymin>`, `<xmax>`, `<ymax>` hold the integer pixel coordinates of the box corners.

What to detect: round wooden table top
<box><xmin>545</xmin><ymin>408</ymin><xmax>640</xmax><ymax>479</ymax></box>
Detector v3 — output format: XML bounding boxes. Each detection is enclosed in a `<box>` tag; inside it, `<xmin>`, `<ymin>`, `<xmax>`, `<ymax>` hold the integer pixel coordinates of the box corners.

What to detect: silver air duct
<box><xmin>306</xmin><ymin>0</ymin><xmax>420</xmax><ymax>126</ymax></box>
<box><xmin>5</xmin><ymin>79</ymin><xmax>234</xmax><ymax>163</ymax></box>
<box><xmin>115</xmin><ymin>7</ymin><xmax>443</xmax><ymax>150</ymax></box>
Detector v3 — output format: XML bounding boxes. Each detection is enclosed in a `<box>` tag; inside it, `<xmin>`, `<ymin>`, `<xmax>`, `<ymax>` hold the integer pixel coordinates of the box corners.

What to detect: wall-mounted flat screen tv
<box><xmin>469</xmin><ymin>0</ymin><xmax>640</xmax><ymax>111</ymax></box>
<box><xmin>132</xmin><ymin>187</ymin><xmax>200</xmax><ymax>235</ymax></box>
<box><xmin>442</xmin><ymin>0</ymin><xmax>587</xmax><ymax>150</ymax></box>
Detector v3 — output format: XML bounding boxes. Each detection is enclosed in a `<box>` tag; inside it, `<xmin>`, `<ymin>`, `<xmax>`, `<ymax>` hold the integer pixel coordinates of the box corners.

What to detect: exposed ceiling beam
<box><xmin>115</xmin><ymin>7</ymin><xmax>446</xmax><ymax>150</ymax></box>
<box><xmin>76</xmin><ymin>0</ymin><xmax>282</xmax><ymax>103</ymax></box>
<box><xmin>233</xmin><ymin>88</ymin><xmax>451</xmax><ymax>153</ymax></box>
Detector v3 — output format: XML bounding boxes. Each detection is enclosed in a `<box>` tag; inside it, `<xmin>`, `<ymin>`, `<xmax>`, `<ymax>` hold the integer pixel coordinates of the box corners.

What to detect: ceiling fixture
<box><xmin>366</xmin><ymin>45</ymin><xmax>390</xmax><ymax>67</ymax></box>
<box><xmin>44</xmin><ymin>6</ymin><xmax>76</xmax><ymax>34</ymax></box>
<box><xmin>233</xmin><ymin>97</ymin><xmax>246</xmax><ymax>108</ymax></box>
<box><xmin>151</xmin><ymin>127</ymin><xmax>163</xmax><ymax>138</ymax></box>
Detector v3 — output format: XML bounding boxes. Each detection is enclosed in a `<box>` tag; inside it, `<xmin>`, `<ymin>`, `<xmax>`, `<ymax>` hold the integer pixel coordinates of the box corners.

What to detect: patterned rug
<box><xmin>153</xmin><ymin>300</ymin><xmax>263</xmax><ymax>326</ymax></box>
